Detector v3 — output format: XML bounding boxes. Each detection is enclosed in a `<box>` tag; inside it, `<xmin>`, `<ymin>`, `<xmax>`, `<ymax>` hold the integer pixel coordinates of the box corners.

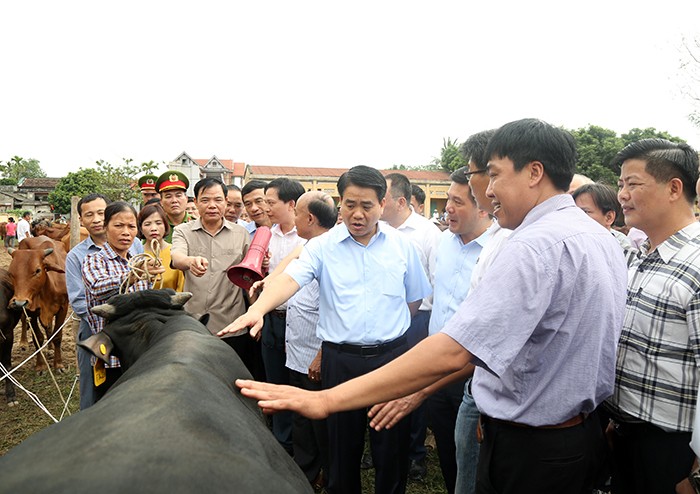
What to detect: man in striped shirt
<box><xmin>605</xmin><ymin>138</ymin><xmax>700</xmax><ymax>493</ymax></box>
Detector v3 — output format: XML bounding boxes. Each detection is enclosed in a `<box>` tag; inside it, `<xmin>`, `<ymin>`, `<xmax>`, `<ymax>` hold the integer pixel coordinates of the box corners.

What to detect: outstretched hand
<box><xmin>235</xmin><ymin>379</ymin><xmax>331</xmax><ymax>420</ymax></box>
<box><xmin>368</xmin><ymin>392</ymin><xmax>425</xmax><ymax>430</ymax></box>
<box><xmin>217</xmin><ymin>310</ymin><xmax>263</xmax><ymax>340</ymax></box>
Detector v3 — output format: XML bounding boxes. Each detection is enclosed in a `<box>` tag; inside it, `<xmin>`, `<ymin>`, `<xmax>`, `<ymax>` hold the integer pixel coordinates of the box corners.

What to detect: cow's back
<box><xmin>0</xmin><ymin>311</ymin><xmax>311</xmax><ymax>494</ymax></box>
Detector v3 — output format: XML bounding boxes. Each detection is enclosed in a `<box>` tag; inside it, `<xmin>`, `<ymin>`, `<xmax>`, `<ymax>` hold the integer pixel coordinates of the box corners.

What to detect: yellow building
<box><xmin>244</xmin><ymin>165</ymin><xmax>451</xmax><ymax>218</ymax></box>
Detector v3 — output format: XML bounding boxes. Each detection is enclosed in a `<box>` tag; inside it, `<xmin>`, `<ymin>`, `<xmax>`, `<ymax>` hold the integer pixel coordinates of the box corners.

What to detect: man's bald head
<box><xmin>295</xmin><ymin>191</ymin><xmax>337</xmax><ymax>238</ymax></box>
<box><xmin>567</xmin><ymin>173</ymin><xmax>594</xmax><ymax>194</ymax></box>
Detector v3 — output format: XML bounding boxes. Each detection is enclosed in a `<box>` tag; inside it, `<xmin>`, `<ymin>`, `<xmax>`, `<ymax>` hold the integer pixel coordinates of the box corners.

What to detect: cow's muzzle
<box><xmin>9</xmin><ymin>299</ymin><xmax>28</xmax><ymax>309</ymax></box>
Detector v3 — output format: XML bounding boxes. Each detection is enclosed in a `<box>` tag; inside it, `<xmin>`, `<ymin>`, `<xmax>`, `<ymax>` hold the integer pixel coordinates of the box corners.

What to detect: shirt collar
<box><xmin>517</xmin><ymin>194</ymin><xmax>575</xmax><ymax>232</ymax></box>
<box><xmin>649</xmin><ymin>221</ymin><xmax>700</xmax><ymax>263</ymax></box>
<box><xmin>332</xmin><ymin>221</ymin><xmax>385</xmax><ymax>245</ymax></box>
<box><xmin>102</xmin><ymin>242</ymin><xmax>127</xmax><ymax>261</ymax></box>
<box><xmin>271</xmin><ymin>223</ymin><xmax>298</xmax><ymax>237</ymax></box>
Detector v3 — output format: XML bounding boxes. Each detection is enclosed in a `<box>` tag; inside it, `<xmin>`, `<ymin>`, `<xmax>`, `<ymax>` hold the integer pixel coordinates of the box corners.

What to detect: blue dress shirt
<box><xmin>442</xmin><ymin>195</ymin><xmax>627</xmax><ymax>426</ymax></box>
<box><xmin>285</xmin><ymin>222</ymin><xmax>432</xmax><ymax>345</ymax></box>
<box><xmin>428</xmin><ymin>228</ymin><xmax>491</xmax><ymax>336</ymax></box>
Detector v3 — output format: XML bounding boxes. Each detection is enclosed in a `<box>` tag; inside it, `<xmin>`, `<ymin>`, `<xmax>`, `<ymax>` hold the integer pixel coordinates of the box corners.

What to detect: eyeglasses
<box><xmin>463</xmin><ymin>169</ymin><xmax>487</xmax><ymax>177</ymax></box>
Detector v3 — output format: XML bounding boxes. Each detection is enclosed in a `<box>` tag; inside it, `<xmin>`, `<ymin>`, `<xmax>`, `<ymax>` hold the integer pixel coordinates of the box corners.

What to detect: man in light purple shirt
<box><xmin>235</xmin><ymin>119</ymin><xmax>628</xmax><ymax>494</ymax></box>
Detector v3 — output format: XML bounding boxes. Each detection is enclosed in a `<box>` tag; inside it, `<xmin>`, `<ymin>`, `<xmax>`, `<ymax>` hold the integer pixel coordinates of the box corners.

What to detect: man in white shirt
<box><xmin>16</xmin><ymin>211</ymin><xmax>31</xmax><ymax>243</ymax></box>
<box><xmin>261</xmin><ymin>177</ymin><xmax>306</xmax><ymax>455</ymax></box>
<box><xmin>381</xmin><ymin>172</ymin><xmax>441</xmax><ymax>480</ymax></box>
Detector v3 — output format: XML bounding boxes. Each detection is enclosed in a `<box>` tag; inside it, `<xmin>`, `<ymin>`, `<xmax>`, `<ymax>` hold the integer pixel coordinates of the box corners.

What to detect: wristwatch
<box><xmin>689</xmin><ymin>466</ymin><xmax>700</xmax><ymax>494</ymax></box>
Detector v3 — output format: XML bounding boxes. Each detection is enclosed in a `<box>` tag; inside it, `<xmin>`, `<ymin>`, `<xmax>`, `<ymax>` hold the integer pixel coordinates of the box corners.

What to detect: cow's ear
<box><xmin>77</xmin><ymin>333</ymin><xmax>114</xmax><ymax>363</ymax></box>
<box><xmin>42</xmin><ymin>258</ymin><xmax>65</xmax><ymax>274</ymax></box>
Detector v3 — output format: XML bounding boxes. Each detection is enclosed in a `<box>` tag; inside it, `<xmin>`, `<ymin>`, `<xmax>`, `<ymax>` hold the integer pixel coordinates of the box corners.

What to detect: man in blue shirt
<box><xmin>220</xmin><ymin>166</ymin><xmax>431</xmax><ymax>494</ymax></box>
<box><xmin>65</xmin><ymin>194</ymin><xmax>143</xmax><ymax>410</ymax></box>
<box><xmin>235</xmin><ymin>120</ymin><xmax>628</xmax><ymax>494</ymax></box>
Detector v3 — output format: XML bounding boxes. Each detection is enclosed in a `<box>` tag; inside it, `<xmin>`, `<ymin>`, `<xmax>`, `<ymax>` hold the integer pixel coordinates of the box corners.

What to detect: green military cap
<box><xmin>138</xmin><ymin>174</ymin><xmax>158</xmax><ymax>192</ymax></box>
<box><xmin>156</xmin><ymin>170</ymin><xmax>189</xmax><ymax>193</ymax></box>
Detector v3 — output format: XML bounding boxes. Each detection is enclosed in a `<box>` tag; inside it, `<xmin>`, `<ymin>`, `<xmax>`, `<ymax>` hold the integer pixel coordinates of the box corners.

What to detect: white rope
<box><xmin>120</xmin><ymin>239</ymin><xmax>163</xmax><ymax>293</ymax></box>
<box><xmin>20</xmin><ymin>307</ymin><xmax>71</xmax><ymax>414</ymax></box>
<box><xmin>59</xmin><ymin>375</ymin><xmax>79</xmax><ymax>421</ymax></box>
<box><xmin>0</xmin><ymin>361</ymin><xmax>58</xmax><ymax>423</ymax></box>
<box><xmin>0</xmin><ymin>310</ymin><xmax>70</xmax><ymax>383</ymax></box>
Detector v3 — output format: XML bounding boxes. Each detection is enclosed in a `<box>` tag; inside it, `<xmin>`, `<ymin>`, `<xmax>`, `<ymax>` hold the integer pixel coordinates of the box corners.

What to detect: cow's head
<box><xmin>78</xmin><ymin>290</ymin><xmax>198</xmax><ymax>367</ymax></box>
<box><xmin>7</xmin><ymin>247</ymin><xmax>63</xmax><ymax>311</ymax></box>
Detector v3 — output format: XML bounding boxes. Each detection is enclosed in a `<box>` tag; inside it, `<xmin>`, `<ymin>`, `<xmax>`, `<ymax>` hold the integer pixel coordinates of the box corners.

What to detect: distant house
<box><xmin>0</xmin><ymin>177</ymin><xmax>61</xmax><ymax>217</ymax></box>
<box><xmin>168</xmin><ymin>152</ymin><xmax>246</xmax><ymax>196</ymax></box>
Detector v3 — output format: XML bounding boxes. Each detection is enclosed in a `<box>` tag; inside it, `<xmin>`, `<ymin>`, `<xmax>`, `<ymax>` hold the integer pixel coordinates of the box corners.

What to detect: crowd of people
<box><xmin>38</xmin><ymin>117</ymin><xmax>700</xmax><ymax>494</ymax></box>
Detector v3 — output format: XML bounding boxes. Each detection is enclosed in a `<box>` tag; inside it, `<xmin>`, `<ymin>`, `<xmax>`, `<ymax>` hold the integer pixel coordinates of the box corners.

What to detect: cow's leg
<box><xmin>30</xmin><ymin>315</ymin><xmax>48</xmax><ymax>373</ymax></box>
<box><xmin>1</xmin><ymin>326</ymin><xmax>17</xmax><ymax>406</ymax></box>
<box><xmin>51</xmin><ymin>307</ymin><xmax>66</xmax><ymax>372</ymax></box>
<box><xmin>19</xmin><ymin>312</ymin><xmax>29</xmax><ymax>350</ymax></box>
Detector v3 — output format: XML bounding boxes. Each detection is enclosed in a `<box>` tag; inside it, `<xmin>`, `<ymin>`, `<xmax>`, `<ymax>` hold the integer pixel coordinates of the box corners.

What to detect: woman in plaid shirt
<box><xmin>82</xmin><ymin>201</ymin><xmax>164</xmax><ymax>401</ymax></box>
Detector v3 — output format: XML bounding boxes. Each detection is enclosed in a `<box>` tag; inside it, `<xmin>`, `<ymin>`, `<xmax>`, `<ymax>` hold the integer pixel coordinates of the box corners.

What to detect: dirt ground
<box><xmin>0</xmin><ymin>248</ymin><xmax>81</xmax><ymax>455</ymax></box>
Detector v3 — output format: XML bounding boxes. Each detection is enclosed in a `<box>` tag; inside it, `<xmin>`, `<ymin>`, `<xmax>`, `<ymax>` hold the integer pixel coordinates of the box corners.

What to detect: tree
<box><xmin>47</xmin><ymin>159</ymin><xmax>159</xmax><ymax>214</ymax></box>
<box><xmin>48</xmin><ymin>168</ymin><xmax>103</xmax><ymax>214</ymax></box>
<box><xmin>431</xmin><ymin>137</ymin><xmax>466</xmax><ymax>172</ymax></box>
<box><xmin>679</xmin><ymin>35</ymin><xmax>700</xmax><ymax>128</ymax></box>
<box><xmin>0</xmin><ymin>156</ymin><xmax>47</xmax><ymax>184</ymax></box>
<box><xmin>569</xmin><ymin>125</ymin><xmax>686</xmax><ymax>185</ymax></box>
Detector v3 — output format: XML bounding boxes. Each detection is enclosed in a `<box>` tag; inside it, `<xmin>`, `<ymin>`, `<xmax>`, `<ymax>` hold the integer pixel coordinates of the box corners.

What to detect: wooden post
<box><xmin>70</xmin><ymin>196</ymin><xmax>80</xmax><ymax>249</ymax></box>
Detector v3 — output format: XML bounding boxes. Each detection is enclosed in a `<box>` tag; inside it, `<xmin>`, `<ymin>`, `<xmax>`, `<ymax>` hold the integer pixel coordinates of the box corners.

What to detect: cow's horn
<box><xmin>43</xmin><ymin>248</ymin><xmax>54</xmax><ymax>257</ymax></box>
<box><xmin>171</xmin><ymin>292</ymin><xmax>192</xmax><ymax>306</ymax></box>
<box><xmin>7</xmin><ymin>247</ymin><xmax>14</xmax><ymax>255</ymax></box>
<box><xmin>91</xmin><ymin>303</ymin><xmax>117</xmax><ymax>318</ymax></box>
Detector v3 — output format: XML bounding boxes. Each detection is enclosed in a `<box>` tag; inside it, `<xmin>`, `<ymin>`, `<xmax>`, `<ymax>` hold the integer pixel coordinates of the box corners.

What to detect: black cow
<box><xmin>0</xmin><ymin>268</ymin><xmax>21</xmax><ymax>406</ymax></box>
<box><xmin>0</xmin><ymin>289</ymin><xmax>312</xmax><ymax>494</ymax></box>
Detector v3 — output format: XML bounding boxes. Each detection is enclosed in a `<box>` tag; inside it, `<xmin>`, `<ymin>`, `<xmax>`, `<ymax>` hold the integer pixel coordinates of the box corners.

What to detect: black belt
<box><xmin>269</xmin><ymin>310</ymin><xmax>286</xmax><ymax>319</ymax></box>
<box><xmin>324</xmin><ymin>335</ymin><xmax>407</xmax><ymax>357</ymax></box>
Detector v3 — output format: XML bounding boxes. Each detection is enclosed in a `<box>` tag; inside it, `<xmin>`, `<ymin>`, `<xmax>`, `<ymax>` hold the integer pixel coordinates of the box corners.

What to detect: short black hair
<box><xmin>485</xmin><ymin>118</ymin><xmax>577</xmax><ymax>191</ymax></box>
<box><xmin>22</xmin><ymin>211</ymin><xmax>31</xmax><ymax>219</ymax></box>
<box><xmin>337</xmin><ymin>166</ymin><xmax>387</xmax><ymax>201</ymax></box>
<box><xmin>308</xmin><ymin>196</ymin><xmax>338</xmax><ymax>229</ymax></box>
<box><xmin>612</xmin><ymin>138</ymin><xmax>699</xmax><ymax>203</ymax></box>
<box><xmin>193</xmin><ymin>178</ymin><xmax>227</xmax><ymax>199</ymax></box>
<box><xmin>411</xmin><ymin>184</ymin><xmax>425</xmax><ymax>206</ymax></box>
<box><xmin>145</xmin><ymin>197</ymin><xmax>161</xmax><ymax>206</ymax></box>
<box><xmin>77</xmin><ymin>193</ymin><xmax>109</xmax><ymax>216</ymax></box>
<box><xmin>572</xmin><ymin>183</ymin><xmax>623</xmax><ymax>225</ymax></box>
<box><xmin>227</xmin><ymin>184</ymin><xmax>241</xmax><ymax>193</ymax></box>
<box><xmin>450</xmin><ymin>166</ymin><xmax>470</xmax><ymax>185</ymax></box>
<box><xmin>265</xmin><ymin>178</ymin><xmax>305</xmax><ymax>204</ymax></box>
<box><xmin>241</xmin><ymin>180</ymin><xmax>268</xmax><ymax>200</ymax></box>
<box><xmin>461</xmin><ymin>129</ymin><xmax>497</xmax><ymax>171</ymax></box>
<box><xmin>384</xmin><ymin>173</ymin><xmax>411</xmax><ymax>202</ymax></box>
<box><xmin>104</xmin><ymin>201</ymin><xmax>137</xmax><ymax>226</ymax></box>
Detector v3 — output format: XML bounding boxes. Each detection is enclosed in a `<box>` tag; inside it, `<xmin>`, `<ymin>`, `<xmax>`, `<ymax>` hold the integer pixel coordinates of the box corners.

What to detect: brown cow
<box><xmin>61</xmin><ymin>226</ymin><xmax>89</xmax><ymax>252</ymax></box>
<box><xmin>8</xmin><ymin>235</ymin><xmax>68</xmax><ymax>372</ymax></box>
<box><xmin>31</xmin><ymin>220</ymin><xmax>68</xmax><ymax>240</ymax></box>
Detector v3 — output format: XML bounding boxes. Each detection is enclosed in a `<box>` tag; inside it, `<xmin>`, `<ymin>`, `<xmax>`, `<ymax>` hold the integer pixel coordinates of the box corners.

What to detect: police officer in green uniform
<box><xmin>138</xmin><ymin>174</ymin><xmax>159</xmax><ymax>205</ymax></box>
<box><xmin>155</xmin><ymin>170</ymin><xmax>191</xmax><ymax>242</ymax></box>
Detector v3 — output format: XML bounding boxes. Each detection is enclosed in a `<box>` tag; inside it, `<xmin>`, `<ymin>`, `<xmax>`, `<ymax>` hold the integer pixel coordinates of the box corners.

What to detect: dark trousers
<box><xmin>322</xmin><ymin>339</ymin><xmax>411</xmax><ymax>494</ymax></box>
<box><xmin>261</xmin><ymin>312</ymin><xmax>293</xmax><ymax>453</ymax></box>
<box><xmin>76</xmin><ymin>318</ymin><xmax>96</xmax><ymax>410</ymax></box>
<box><xmin>405</xmin><ymin>310</ymin><xmax>430</xmax><ymax>463</ymax></box>
<box><xmin>289</xmin><ymin>369</ymin><xmax>329</xmax><ymax>483</ymax></box>
<box><xmin>223</xmin><ymin>332</ymin><xmax>266</xmax><ymax>382</ymax></box>
<box><xmin>427</xmin><ymin>377</ymin><xmax>467</xmax><ymax>494</ymax></box>
<box><xmin>608</xmin><ymin>418</ymin><xmax>694</xmax><ymax>494</ymax></box>
<box><xmin>475</xmin><ymin>412</ymin><xmax>606</xmax><ymax>494</ymax></box>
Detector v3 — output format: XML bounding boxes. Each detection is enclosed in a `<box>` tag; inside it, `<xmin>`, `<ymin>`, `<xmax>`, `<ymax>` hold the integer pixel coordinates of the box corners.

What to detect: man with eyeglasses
<box><xmin>235</xmin><ymin>119</ymin><xmax>628</xmax><ymax>494</ymax></box>
<box><xmin>171</xmin><ymin>178</ymin><xmax>253</xmax><ymax>370</ymax></box>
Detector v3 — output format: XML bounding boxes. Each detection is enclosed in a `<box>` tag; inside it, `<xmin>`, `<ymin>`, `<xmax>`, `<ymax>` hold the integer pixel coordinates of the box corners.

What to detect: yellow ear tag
<box><xmin>93</xmin><ymin>360</ymin><xmax>106</xmax><ymax>387</ymax></box>
<box><xmin>99</xmin><ymin>344</ymin><xmax>107</xmax><ymax>355</ymax></box>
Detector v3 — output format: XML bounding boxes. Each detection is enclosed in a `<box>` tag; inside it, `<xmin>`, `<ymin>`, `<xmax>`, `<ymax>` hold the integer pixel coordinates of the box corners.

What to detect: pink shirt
<box><xmin>5</xmin><ymin>222</ymin><xmax>16</xmax><ymax>236</ymax></box>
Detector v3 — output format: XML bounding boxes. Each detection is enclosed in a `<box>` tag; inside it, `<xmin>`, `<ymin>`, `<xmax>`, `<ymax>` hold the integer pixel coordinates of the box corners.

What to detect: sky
<box><xmin>2</xmin><ymin>1</ymin><xmax>700</xmax><ymax>178</ymax></box>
